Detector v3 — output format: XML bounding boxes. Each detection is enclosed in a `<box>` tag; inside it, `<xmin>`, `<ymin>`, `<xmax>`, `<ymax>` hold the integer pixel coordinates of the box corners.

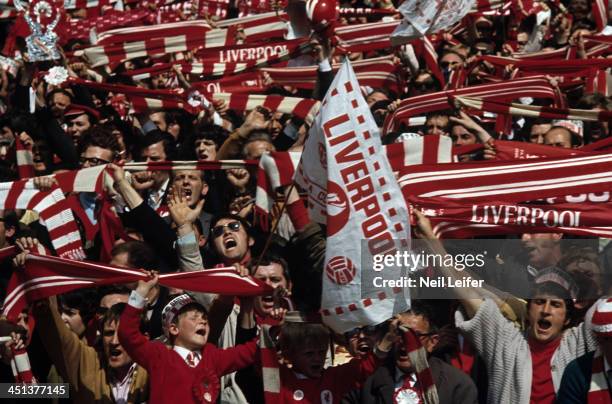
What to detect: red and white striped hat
<box><xmin>592</xmin><ymin>298</ymin><xmax>612</xmax><ymax>337</ymax></box>
<box><xmin>161</xmin><ymin>294</ymin><xmax>206</xmax><ymax>337</ymax></box>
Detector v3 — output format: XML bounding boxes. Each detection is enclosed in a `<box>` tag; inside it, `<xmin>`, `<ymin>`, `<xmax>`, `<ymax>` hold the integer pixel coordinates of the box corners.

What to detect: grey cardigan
<box><xmin>456</xmin><ymin>299</ymin><xmax>597</xmax><ymax>404</ymax></box>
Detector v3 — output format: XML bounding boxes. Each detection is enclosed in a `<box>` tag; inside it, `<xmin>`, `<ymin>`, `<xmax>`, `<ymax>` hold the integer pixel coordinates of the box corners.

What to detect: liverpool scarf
<box><xmin>2</xmin><ymin>253</ymin><xmax>272</xmax><ymax>320</ymax></box>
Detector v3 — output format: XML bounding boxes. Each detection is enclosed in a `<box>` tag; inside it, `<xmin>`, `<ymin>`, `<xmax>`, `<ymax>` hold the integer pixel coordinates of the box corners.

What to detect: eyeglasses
<box><xmin>344</xmin><ymin>325</ymin><xmax>379</xmax><ymax>340</ymax></box>
<box><xmin>79</xmin><ymin>156</ymin><xmax>111</xmax><ymax>166</ymax></box>
<box><xmin>212</xmin><ymin>221</ymin><xmax>241</xmax><ymax>238</ymax></box>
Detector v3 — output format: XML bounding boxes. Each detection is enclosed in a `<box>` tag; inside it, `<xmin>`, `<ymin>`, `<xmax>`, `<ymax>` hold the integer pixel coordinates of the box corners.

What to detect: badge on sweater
<box><xmin>321</xmin><ymin>389</ymin><xmax>333</xmax><ymax>404</ymax></box>
<box><xmin>393</xmin><ymin>386</ymin><xmax>422</xmax><ymax>404</ymax></box>
<box><xmin>293</xmin><ymin>389</ymin><xmax>304</xmax><ymax>401</ymax></box>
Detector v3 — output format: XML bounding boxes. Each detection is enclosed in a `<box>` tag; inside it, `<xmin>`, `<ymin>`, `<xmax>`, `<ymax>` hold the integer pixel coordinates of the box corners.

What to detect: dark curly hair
<box><xmin>78</xmin><ymin>125</ymin><xmax>122</xmax><ymax>158</ymax></box>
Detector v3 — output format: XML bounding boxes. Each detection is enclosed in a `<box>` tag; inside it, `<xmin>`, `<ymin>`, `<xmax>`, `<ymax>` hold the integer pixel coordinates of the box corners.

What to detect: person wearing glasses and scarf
<box><xmin>32</xmin><ymin>125</ymin><xmax>124</xmax><ymax>260</ymax></box>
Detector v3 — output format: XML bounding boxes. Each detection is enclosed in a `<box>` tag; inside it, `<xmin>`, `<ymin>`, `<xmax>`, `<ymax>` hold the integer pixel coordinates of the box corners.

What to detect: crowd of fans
<box><xmin>0</xmin><ymin>0</ymin><xmax>611</xmax><ymax>403</ymax></box>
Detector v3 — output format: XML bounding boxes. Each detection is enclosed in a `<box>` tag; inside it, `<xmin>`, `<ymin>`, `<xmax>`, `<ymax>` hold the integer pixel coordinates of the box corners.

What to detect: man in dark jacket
<box><xmin>343</xmin><ymin>301</ymin><xmax>478</xmax><ymax>404</ymax></box>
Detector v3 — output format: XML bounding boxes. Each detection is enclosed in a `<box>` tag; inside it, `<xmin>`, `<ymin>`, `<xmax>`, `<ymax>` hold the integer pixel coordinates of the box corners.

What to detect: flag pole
<box><xmin>253</xmin><ymin>182</ymin><xmax>298</xmax><ymax>271</ymax></box>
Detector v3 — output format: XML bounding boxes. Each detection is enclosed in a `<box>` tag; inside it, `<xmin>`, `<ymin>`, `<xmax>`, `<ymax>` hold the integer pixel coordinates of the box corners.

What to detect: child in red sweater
<box><xmin>118</xmin><ymin>273</ymin><xmax>259</xmax><ymax>404</ymax></box>
<box><xmin>272</xmin><ymin>318</ymin><xmax>397</xmax><ymax>403</ymax></box>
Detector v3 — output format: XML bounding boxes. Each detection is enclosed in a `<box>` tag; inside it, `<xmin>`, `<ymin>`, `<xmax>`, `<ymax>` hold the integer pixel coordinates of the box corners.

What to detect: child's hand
<box><xmin>135</xmin><ymin>271</ymin><xmax>159</xmax><ymax>299</ymax></box>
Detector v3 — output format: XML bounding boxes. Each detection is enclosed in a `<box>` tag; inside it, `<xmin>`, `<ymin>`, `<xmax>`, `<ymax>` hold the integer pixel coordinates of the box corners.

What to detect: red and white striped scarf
<box><xmin>65</xmin><ymin>9</ymin><xmax>150</xmax><ymax>41</ymax></box>
<box><xmin>399</xmin><ymin>153</ymin><xmax>612</xmax><ymax>203</ymax></box>
<box><xmin>126</xmin><ymin>40</ymin><xmax>309</xmax><ymax>80</ymax></box>
<box><xmin>212</xmin><ymin>93</ymin><xmax>320</xmax><ymax>123</ymax></box>
<box><xmin>10</xmin><ymin>347</ymin><xmax>36</xmax><ymax>383</ymax></box>
<box><xmin>2</xmin><ymin>252</ymin><xmax>272</xmax><ymax>320</ymax></box>
<box><xmin>588</xmin><ymin>350</ymin><xmax>612</xmax><ymax>403</ymax></box>
<box><xmin>593</xmin><ymin>0</ymin><xmax>609</xmax><ymax>32</ymax></box>
<box><xmin>410</xmin><ymin>196</ymin><xmax>612</xmax><ymax>239</ymax></box>
<box><xmin>261</xmin><ymin>55</ymin><xmax>401</xmax><ymax>92</ymax></box>
<box><xmin>453</xmin><ymin>96</ymin><xmax>612</xmax><ymax>122</ymax></box>
<box><xmin>64</xmin><ymin>0</ymin><xmax>111</xmax><ymax>10</ymax></box>
<box><xmin>0</xmin><ymin>181</ymin><xmax>84</xmax><ymax>259</ymax></box>
<box><xmin>259</xmin><ymin>323</ymin><xmax>281</xmax><ymax>404</ymax></box>
<box><xmin>384</xmin><ymin>76</ymin><xmax>557</xmax><ymax>133</ymax></box>
<box><xmin>83</xmin><ymin>12</ymin><xmax>288</xmax><ymax>68</ymax></box>
<box><xmin>15</xmin><ymin>137</ymin><xmax>34</xmax><ymax>179</ymax></box>
<box><xmin>399</xmin><ymin>326</ymin><xmax>438</xmax><ymax>404</ymax></box>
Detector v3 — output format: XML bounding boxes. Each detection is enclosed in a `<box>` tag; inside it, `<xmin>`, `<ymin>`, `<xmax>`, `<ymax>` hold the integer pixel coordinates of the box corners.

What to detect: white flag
<box><xmin>391</xmin><ymin>0</ymin><xmax>475</xmax><ymax>45</ymax></box>
<box><xmin>296</xmin><ymin>59</ymin><xmax>411</xmax><ymax>333</ymax></box>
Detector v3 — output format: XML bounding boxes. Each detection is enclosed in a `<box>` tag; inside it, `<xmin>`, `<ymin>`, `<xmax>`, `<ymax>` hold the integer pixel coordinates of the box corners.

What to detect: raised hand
<box><xmin>168</xmin><ymin>191</ymin><xmax>205</xmax><ymax>228</ymax></box>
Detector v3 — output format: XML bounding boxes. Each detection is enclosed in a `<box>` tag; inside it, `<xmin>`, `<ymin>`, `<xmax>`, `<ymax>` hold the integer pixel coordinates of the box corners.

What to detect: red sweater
<box><xmin>118</xmin><ymin>304</ymin><xmax>258</xmax><ymax>404</ymax></box>
<box><xmin>279</xmin><ymin>353</ymin><xmax>378</xmax><ymax>403</ymax></box>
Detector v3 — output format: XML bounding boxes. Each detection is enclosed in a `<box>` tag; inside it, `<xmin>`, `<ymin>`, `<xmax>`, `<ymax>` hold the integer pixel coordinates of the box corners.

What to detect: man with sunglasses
<box><xmin>345</xmin><ymin>301</ymin><xmax>478</xmax><ymax>404</ymax></box>
<box><xmin>344</xmin><ymin>325</ymin><xmax>386</xmax><ymax>361</ymax></box>
<box><xmin>210</xmin><ymin>215</ymin><xmax>254</xmax><ymax>266</ymax></box>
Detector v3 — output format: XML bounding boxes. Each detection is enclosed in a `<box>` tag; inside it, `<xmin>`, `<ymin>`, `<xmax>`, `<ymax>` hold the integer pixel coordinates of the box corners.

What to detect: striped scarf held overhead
<box><xmin>124</xmin><ymin>39</ymin><xmax>309</xmax><ymax>80</ymax></box>
<box><xmin>399</xmin><ymin>152</ymin><xmax>612</xmax><ymax>203</ymax></box>
<box><xmin>65</xmin><ymin>9</ymin><xmax>150</xmax><ymax>41</ymax></box>
<box><xmin>82</xmin><ymin>12</ymin><xmax>288</xmax><ymax>68</ymax></box>
<box><xmin>212</xmin><ymin>93</ymin><xmax>320</xmax><ymax>124</ymax></box>
<box><xmin>261</xmin><ymin>55</ymin><xmax>401</xmax><ymax>92</ymax></box>
<box><xmin>410</xmin><ymin>196</ymin><xmax>612</xmax><ymax>239</ymax></box>
<box><xmin>383</xmin><ymin>76</ymin><xmax>558</xmax><ymax>133</ymax></box>
<box><xmin>452</xmin><ymin>96</ymin><xmax>612</xmax><ymax>122</ymax></box>
<box><xmin>2</xmin><ymin>252</ymin><xmax>273</xmax><ymax>320</ymax></box>
<box><xmin>0</xmin><ymin>181</ymin><xmax>85</xmax><ymax>260</ymax></box>
<box><xmin>588</xmin><ymin>351</ymin><xmax>612</xmax><ymax>403</ymax></box>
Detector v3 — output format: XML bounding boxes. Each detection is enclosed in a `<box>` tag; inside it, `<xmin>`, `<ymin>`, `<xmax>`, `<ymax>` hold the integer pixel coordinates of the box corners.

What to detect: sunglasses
<box><xmin>212</xmin><ymin>221</ymin><xmax>241</xmax><ymax>238</ymax></box>
<box><xmin>344</xmin><ymin>325</ymin><xmax>379</xmax><ymax>340</ymax></box>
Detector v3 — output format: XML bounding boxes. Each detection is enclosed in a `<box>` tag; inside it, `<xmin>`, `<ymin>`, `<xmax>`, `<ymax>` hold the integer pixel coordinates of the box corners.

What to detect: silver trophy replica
<box><xmin>14</xmin><ymin>0</ymin><xmax>63</xmax><ymax>62</ymax></box>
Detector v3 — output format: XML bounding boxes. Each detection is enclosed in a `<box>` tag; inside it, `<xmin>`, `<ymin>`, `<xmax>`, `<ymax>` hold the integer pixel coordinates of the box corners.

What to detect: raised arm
<box><xmin>118</xmin><ymin>272</ymin><xmax>166</xmax><ymax>370</ymax></box>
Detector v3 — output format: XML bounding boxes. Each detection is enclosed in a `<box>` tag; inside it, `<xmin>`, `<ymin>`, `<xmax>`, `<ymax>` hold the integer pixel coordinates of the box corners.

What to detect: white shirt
<box><xmin>111</xmin><ymin>362</ymin><xmax>137</xmax><ymax>404</ymax></box>
<box><xmin>147</xmin><ymin>178</ymin><xmax>169</xmax><ymax>211</ymax></box>
<box><xmin>174</xmin><ymin>345</ymin><xmax>201</xmax><ymax>367</ymax></box>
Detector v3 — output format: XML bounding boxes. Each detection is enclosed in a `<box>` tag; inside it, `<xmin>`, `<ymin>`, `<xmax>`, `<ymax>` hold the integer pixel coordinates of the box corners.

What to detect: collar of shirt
<box><xmin>173</xmin><ymin>345</ymin><xmax>201</xmax><ymax>365</ymax></box>
<box><xmin>147</xmin><ymin>178</ymin><xmax>169</xmax><ymax>210</ymax></box>
<box><xmin>394</xmin><ymin>367</ymin><xmax>417</xmax><ymax>387</ymax></box>
<box><xmin>79</xmin><ymin>192</ymin><xmax>99</xmax><ymax>224</ymax></box>
<box><xmin>110</xmin><ymin>362</ymin><xmax>137</xmax><ymax>404</ymax></box>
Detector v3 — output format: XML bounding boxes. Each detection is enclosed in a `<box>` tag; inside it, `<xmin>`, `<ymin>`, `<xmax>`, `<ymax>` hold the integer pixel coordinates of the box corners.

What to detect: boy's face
<box><xmin>171</xmin><ymin>309</ymin><xmax>209</xmax><ymax>351</ymax></box>
<box><xmin>288</xmin><ymin>342</ymin><xmax>327</xmax><ymax>379</ymax></box>
<box><xmin>103</xmin><ymin>320</ymin><xmax>133</xmax><ymax>370</ymax></box>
